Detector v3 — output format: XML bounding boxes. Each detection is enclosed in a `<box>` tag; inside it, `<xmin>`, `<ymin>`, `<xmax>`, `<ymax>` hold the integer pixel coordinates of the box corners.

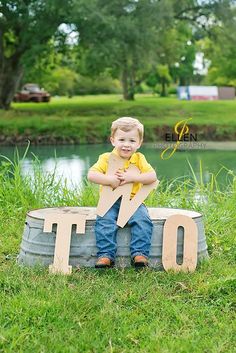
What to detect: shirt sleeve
<box><xmin>139</xmin><ymin>153</ymin><xmax>155</xmax><ymax>173</ymax></box>
<box><xmin>89</xmin><ymin>153</ymin><xmax>109</xmax><ymax>174</ymax></box>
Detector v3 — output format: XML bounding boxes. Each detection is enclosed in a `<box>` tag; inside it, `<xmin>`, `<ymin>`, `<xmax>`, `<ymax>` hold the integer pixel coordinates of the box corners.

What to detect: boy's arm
<box><xmin>135</xmin><ymin>171</ymin><xmax>158</xmax><ymax>185</ymax></box>
<box><xmin>87</xmin><ymin>170</ymin><xmax>121</xmax><ymax>189</ymax></box>
<box><xmin>115</xmin><ymin>169</ymin><xmax>158</xmax><ymax>185</ymax></box>
<box><xmin>87</xmin><ymin>152</ymin><xmax>120</xmax><ymax>189</ymax></box>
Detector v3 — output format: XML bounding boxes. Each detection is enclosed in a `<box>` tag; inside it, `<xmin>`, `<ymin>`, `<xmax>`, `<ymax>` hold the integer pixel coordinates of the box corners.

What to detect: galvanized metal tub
<box><xmin>18</xmin><ymin>207</ymin><xmax>208</xmax><ymax>269</ymax></box>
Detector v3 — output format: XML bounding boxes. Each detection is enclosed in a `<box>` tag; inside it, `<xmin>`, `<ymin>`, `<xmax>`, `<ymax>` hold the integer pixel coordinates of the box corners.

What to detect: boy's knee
<box><xmin>95</xmin><ymin>214</ymin><xmax>118</xmax><ymax>232</ymax></box>
<box><xmin>130</xmin><ymin>204</ymin><xmax>149</xmax><ymax>220</ymax></box>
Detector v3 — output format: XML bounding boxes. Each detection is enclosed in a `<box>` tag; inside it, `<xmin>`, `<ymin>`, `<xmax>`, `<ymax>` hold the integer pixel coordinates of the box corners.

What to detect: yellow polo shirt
<box><xmin>89</xmin><ymin>148</ymin><xmax>154</xmax><ymax>198</ymax></box>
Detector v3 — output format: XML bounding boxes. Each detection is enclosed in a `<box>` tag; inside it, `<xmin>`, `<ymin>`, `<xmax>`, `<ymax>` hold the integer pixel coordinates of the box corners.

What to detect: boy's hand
<box><xmin>107</xmin><ymin>175</ymin><xmax>121</xmax><ymax>189</ymax></box>
<box><xmin>115</xmin><ymin>169</ymin><xmax>140</xmax><ymax>185</ymax></box>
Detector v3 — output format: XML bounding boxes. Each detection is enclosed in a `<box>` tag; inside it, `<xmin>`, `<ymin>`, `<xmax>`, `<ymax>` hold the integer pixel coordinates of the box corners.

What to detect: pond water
<box><xmin>0</xmin><ymin>142</ymin><xmax>235</xmax><ymax>187</ymax></box>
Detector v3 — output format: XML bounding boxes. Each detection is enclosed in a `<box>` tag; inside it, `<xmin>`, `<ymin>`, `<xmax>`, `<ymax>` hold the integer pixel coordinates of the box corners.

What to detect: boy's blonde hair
<box><xmin>111</xmin><ymin>117</ymin><xmax>144</xmax><ymax>141</ymax></box>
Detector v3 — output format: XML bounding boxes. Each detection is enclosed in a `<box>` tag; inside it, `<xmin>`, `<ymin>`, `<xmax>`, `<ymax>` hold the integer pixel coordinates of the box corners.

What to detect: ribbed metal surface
<box><xmin>18</xmin><ymin>207</ymin><xmax>208</xmax><ymax>269</ymax></box>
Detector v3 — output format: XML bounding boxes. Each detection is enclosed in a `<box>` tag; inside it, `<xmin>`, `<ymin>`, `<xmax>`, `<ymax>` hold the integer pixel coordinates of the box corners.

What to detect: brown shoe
<box><xmin>133</xmin><ymin>255</ymin><xmax>149</xmax><ymax>268</ymax></box>
<box><xmin>95</xmin><ymin>257</ymin><xmax>114</xmax><ymax>269</ymax></box>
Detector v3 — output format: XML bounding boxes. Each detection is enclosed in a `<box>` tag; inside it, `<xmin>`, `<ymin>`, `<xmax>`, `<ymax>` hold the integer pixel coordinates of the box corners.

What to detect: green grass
<box><xmin>0</xmin><ymin>95</ymin><xmax>236</xmax><ymax>144</ymax></box>
<box><xmin>0</xmin><ymin>152</ymin><xmax>236</xmax><ymax>352</ymax></box>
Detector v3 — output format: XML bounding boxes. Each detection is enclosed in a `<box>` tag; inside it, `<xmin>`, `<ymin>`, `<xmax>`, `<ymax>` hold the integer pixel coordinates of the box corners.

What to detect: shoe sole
<box><xmin>133</xmin><ymin>262</ymin><xmax>148</xmax><ymax>268</ymax></box>
<box><xmin>95</xmin><ymin>262</ymin><xmax>115</xmax><ymax>269</ymax></box>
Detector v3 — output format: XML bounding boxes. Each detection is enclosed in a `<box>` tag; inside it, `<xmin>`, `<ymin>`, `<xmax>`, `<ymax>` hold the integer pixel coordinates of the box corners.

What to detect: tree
<box><xmin>72</xmin><ymin>0</ymin><xmax>174</xmax><ymax>100</ymax></box>
<box><xmin>73</xmin><ymin>0</ymin><xmax>233</xmax><ymax>100</ymax></box>
<box><xmin>46</xmin><ymin>67</ymin><xmax>79</xmax><ymax>97</ymax></box>
<box><xmin>170</xmin><ymin>39</ymin><xmax>196</xmax><ymax>86</ymax></box>
<box><xmin>145</xmin><ymin>64</ymin><xmax>172</xmax><ymax>96</ymax></box>
<box><xmin>154</xmin><ymin>23</ymin><xmax>197</xmax><ymax>89</ymax></box>
<box><xmin>0</xmin><ymin>0</ymin><xmax>73</xmax><ymax>109</ymax></box>
<box><xmin>201</xmin><ymin>7</ymin><xmax>236</xmax><ymax>86</ymax></box>
<box><xmin>173</xmin><ymin>0</ymin><xmax>236</xmax><ymax>85</ymax></box>
<box><xmin>156</xmin><ymin>65</ymin><xmax>172</xmax><ymax>97</ymax></box>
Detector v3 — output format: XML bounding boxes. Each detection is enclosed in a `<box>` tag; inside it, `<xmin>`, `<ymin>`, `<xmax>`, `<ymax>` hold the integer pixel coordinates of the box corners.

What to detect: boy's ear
<box><xmin>137</xmin><ymin>139</ymin><xmax>143</xmax><ymax>149</ymax></box>
<box><xmin>110</xmin><ymin>136</ymin><xmax>115</xmax><ymax>146</ymax></box>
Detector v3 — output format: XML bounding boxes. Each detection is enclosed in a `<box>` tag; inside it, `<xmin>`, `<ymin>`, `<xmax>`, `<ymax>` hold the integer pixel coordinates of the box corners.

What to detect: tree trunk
<box><xmin>179</xmin><ymin>77</ymin><xmax>186</xmax><ymax>86</ymax></box>
<box><xmin>128</xmin><ymin>67</ymin><xmax>135</xmax><ymax>101</ymax></box>
<box><xmin>160</xmin><ymin>80</ymin><xmax>167</xmax><ymax>97</ymax></box>
<box><xmin>121</xmin><ymin>67</ymin><xmax>129</xmax><ymax>100</ymax></box>
<box><xmin>121</xmin><ymin>67</ymin><xmax>135</xmax><ymax>101</ymax></box>
<box><xmin>0</xmin><ymin>53</ymin><xmax>23</xmax><ymax>110</ymax></box>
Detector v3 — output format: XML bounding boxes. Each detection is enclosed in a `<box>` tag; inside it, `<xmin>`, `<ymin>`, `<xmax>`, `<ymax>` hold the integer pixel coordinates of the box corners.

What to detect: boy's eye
<box><xmin>130</xmin><ymin>140</ymin><xmax>136</xmax><ymax>142</ymax></box>
<box><xmin>119</xmin><ymin>139</ymin><xmax>124</xmax><ymax>141</ymax></box>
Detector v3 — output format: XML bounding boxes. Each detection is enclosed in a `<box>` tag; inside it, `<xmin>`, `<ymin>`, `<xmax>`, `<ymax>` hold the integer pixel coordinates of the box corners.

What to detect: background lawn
<box><xmin>0</xmin><ymin>95</ymin><xmax>236</xmax><ymax>144</ymax></box>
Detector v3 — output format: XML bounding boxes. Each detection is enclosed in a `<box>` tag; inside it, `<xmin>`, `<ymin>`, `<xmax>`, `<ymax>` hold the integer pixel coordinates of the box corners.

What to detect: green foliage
<box><xmin>199</xmin><ymin>4</ymin><xmax>236</xmax><ymax>87</ymax></box>
<box><xmin>156</xmin><ymin>64</ymin><xmax>172</xmax><ymax>96</ymax></box>
<box><xmin>156</xmin><ymin>23</ymin><xmax>197</xmax><ymax>86</ymax></box>
<box><xmin>0</xmin><ymin>0</ymin><xmax>74</xmax><ymax>108</ymax></box>
<box><xmin>0</xmin><ymin>0</ymin><xmax>73</xmax><ymax>62</ymax></box>
<box><xmin>75</xmin><ymin>74</ymin><xmax>122</xmax><ymax>95</ymax></box>
<box><xmin>72</xmin><ymin>0</ymin><xmax>174</xmax><ymax>99</ymax></box>
<box><xmin>204</xmin><ymin>40</ymin><xmax>236</xmax><ymax>86</ymax></box>
<box><xmin>168</xmin><ymin>86</ymin><xmax>177</xmax><ymax>95</ymax></box>
<box><xmin>46</xmin><ymin>67</ymin><xmax>79</xmax><ymax>97</ymax></box>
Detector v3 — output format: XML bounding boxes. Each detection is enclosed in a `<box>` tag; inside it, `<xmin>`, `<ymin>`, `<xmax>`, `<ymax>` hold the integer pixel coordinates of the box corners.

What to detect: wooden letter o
<box><xmin>162</xmin><ymin>214</ymin><xmax>198</xmax><ymax>272</ymax></box>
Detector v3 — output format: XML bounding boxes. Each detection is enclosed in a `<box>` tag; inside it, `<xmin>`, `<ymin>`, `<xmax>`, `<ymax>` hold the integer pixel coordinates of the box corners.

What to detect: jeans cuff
<box><xmin>131</xmin><ymin>252</ymin><xmax>148</xmax><ymax>260</ymax></box>
<box><xmin>97</xmin><ymin>254</ymin><xmax>115</xmax><ymax>261</ymax></box>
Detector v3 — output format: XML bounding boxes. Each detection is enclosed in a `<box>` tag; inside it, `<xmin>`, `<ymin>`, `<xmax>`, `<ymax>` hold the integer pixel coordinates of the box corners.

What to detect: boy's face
<box><xmin>110</xmin><ymin>128</ymin><xmax>142</xmax><ymax>159</ymax></box>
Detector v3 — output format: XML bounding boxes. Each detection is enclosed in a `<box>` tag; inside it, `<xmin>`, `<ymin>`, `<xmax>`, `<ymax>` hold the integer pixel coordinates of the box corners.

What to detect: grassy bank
<box><xmin>0</xmin><ymin>95</ymin><xmax>236</xmax><ymax>145</ymax></box>
<box><xmin>0</xmin><ymin>154</ymin><xmax>236</xmax><ymax>352</ymax></box>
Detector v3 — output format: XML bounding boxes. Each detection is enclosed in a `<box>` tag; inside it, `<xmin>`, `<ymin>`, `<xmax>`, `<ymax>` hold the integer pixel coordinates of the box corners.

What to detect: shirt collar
<box><xmin>112</xmin><ymin>148</ymin><xmax>137</xmax><ymax>164</ymax></box>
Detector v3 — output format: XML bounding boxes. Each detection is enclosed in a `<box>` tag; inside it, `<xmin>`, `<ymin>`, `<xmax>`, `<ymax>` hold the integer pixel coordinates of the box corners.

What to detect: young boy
<box><xmin>87</xmin><ymin>117</ymin><xmax>157</xmax><ymax>268</ymax></box>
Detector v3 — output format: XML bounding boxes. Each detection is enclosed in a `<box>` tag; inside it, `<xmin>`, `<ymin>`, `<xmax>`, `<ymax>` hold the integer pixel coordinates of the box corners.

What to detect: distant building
<box><xmin>177</xmin><ymin>86</ymin><xmax>235</xmax><ymax>100</ymax></box>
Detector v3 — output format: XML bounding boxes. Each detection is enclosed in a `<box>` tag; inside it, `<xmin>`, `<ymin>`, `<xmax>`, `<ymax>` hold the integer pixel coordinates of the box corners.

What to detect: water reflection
<box><xmin>0</xmin><ymin>143</ymin><xmax>235</xmax><ymax>187</ymax></box>
<box><xmin>21</xmin><ymin>157</ymin><xmax>87</xmax><ymax>187</ymax></box>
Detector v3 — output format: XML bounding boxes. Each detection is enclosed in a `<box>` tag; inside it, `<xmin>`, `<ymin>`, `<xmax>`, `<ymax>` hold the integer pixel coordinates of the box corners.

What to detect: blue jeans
<box><xmin>95</xmin><ymin>198</ymin><xmax>153</xmax><ymax>261</ymax></box>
